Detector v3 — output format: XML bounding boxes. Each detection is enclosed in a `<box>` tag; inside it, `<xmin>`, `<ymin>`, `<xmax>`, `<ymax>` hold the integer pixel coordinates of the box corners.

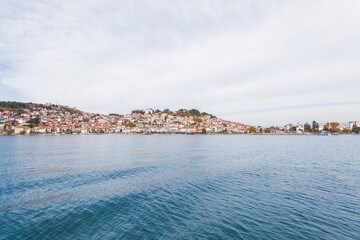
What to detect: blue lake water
<box><xmin>1</xmin><ymin>135</ymin><xmax>360</xmax><ymax>239</ymax></box>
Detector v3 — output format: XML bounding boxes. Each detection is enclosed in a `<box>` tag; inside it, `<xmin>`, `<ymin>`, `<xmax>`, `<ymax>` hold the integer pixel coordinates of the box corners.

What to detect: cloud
<box><xmin>0</xmin><ymin>0</ymin><xmax>360</xmax><ymax>125</ymax></box>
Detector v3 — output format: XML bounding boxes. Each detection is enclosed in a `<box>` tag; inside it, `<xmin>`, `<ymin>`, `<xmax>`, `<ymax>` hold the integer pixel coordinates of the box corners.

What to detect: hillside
<box><xmin>0</xmin><ymin>101</ymin><xmax>251</xmax><ymax>135</ymax></box>
<box><xmin>0</xmin><ymin>101</ymin><xmax>81</xmax><ymax>114</ymax></box>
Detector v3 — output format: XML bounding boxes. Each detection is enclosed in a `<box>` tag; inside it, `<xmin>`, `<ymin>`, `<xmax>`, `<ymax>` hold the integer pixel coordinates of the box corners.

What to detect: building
<box><xmin>144</xmin><ymin>109</ymin><xmax>154</xmax><ymax>115</ymax></box>
<box><xmin>14</xmin><ymin>126</ymin><xmax>32</xmax><ymax>134</ymax></box>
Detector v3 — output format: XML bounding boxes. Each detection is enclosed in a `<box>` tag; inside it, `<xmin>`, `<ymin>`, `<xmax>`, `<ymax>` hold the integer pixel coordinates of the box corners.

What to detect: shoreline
<box><xmin>0</xmin><ymin>133</ymin><xmax>357</xmax><ymax>136</ymax></box>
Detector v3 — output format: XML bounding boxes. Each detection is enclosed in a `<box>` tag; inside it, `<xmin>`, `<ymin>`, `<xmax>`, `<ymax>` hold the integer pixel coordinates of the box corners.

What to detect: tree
<box><xmin>189</xmin><ymin>109</ymin><xmax>200</xmax><ymax>116</ymax></box>
<box><xmin>352</xmin><ymin>124</ymin><xmax>360</xmax><ymax>134</ymax></box>
<box><xmin>16</xmin><ymin>109</ymin><xmax>25</xmax><ymax>115</ymax></box>
<box><xmin>248</xmin><ymin>126</ymin><xmax>256</xmax><ymax>133</ymax></box>
<box><xmin>202</xmin><ymin>128</ymin><xmax>206</xmax><ymax>134</ymax></box>
<box><xmin>330</xmin><ymin>122</ymin><xmax>339</xmax><ymax>129</ymax></box>
<box><xmin>290</xmin><ymin>126</ymin><xmax>297</xmax><ymax>132</ymax></box>
<box><xmin>177</xmin><ymin>111</ymin><xmax>187</xmax><ymax>117</ymax></box>
<box><xmin>312</xmin><ymin>121</ymin><xmax>319</xmax><ymax>131</ymax></box>
<box><xmin>304</xmin><ymin>122</ymin><xmax>311</xmax><ymax>132</ymax></box>
<box><xmin>194</xmin><ymin>117</ymin><xmax>202</xmax><ymax>123</ymax></box>
<box><xmin>325</xmin><ymin>122</ymin><xmax>340</xmax><ymax>133</ymax></box>
<box><xmin>27</xmin><ymin>118</ymin><xmax>40</xmax><ymax>128</ymax></box>
<box><xmin>163</xmin><ymin>108</ymin><xmax>170</xmax><ymax>113</ymax></box>
<box><xmin>132</xmin><ymin>110</ymin><xmax>144</xmax><ymax>114</ymax></box>
<box><xmin>125</xmin><ymin>122</ymin><xmax>136</xmax><ymax>128</ymax></box>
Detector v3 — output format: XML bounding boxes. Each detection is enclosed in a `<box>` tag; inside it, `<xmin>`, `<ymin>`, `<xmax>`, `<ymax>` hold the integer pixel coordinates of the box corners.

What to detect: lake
<box><xmin>1</xmin><ymin>135</ymin><xmax>359</xmax><ymax>239</ymax></box>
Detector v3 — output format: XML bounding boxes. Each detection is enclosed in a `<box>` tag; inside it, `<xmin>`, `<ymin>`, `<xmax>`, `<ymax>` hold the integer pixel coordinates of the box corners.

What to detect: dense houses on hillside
<box><xmin>1</xmin><ymin>102</ymin><xmax>359</xmax><ymax>135</ymax></box>
<box><xmin>0</xmin><ymin>103</ymin><xmax>252</xmax><ymax>135</ymax></box>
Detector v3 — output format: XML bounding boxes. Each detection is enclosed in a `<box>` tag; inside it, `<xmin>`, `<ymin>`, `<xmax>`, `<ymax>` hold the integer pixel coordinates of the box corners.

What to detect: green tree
<box><xmin>304</xmin><ymin>122</ymin><xmax>311</xmax><ymax>132</ymax></box>
<box><xmin>132</xmin><ymin>110</ymin><xmax>144</xmax><ymax>114</ymax></box>
<box><xmin>189</xmin><ymin>109</ymin><xmax>200</xmax><ymax>116</ymax></box>
<box><xmin>125</xmin><ymin>122</ymin><xmax>136</xmax><ymax>128</ymax></box>
<box><xmin>312</xmin><ymin>120</ymin><xmax>319</xmax><ymax>130</ymax></box>
<box><xmin>194</xmin><ymin>117</ymin><xmax>202</xmax><ymax>123</ymax></box>
<box><xmin>202</xmin><ymin>128</ymin><xmax>206</xmax><ymax>134</ymax></box>
<box><xmin>27</xmin><ymin>118</ymin><xmax>40</xmax><ymax>126</ymax></box>
<box><xmin>352</xmin><ymin>124</ymin><xmax>360</xmax><ymax>134</ymax></box>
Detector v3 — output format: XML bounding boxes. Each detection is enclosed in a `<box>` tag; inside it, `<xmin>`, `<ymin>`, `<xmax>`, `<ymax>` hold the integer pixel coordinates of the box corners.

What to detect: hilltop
<box><xmin>0</xmin><ymin>101</ymin><xmax>81</xmax><ymax>114</ymax></box>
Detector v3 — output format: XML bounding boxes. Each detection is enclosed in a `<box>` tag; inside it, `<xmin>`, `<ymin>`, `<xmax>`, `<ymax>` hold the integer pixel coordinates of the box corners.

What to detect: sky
<box><xmin>1</xmin><ymin>0</ymin><xmax>360</xmax><ymax>126</ymax></box>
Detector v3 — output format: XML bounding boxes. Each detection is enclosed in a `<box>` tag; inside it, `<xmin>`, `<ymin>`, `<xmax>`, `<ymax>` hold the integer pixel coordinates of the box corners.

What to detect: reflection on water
<box><xmin>1</xmin><ymin>135</ymin><xmax>360</xmax><ymax>239</ymax></box>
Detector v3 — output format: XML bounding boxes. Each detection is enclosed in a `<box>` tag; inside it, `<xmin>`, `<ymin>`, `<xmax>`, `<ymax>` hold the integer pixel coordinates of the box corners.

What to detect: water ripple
<box><xmin>1</xmin><ymin>135</ymin><xmax>360</xmax><ymax>239</ymax></box>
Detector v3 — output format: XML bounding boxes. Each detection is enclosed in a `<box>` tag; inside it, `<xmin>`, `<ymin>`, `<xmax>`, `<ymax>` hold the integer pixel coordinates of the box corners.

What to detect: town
<box><xmin>0</xmin><ymin>101</ymin><xmax>359</xmax><ymax>135</ymax></box>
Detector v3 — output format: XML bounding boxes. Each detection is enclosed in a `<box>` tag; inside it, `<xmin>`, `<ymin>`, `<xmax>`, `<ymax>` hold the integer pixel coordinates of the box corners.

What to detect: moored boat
<box><xmin>316</xmin><ymin>132</ymin><xmax>331</xmax><ymax>136</ymax></box>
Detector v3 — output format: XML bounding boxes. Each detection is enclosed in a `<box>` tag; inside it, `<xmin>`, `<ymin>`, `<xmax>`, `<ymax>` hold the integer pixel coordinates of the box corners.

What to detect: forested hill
<box><xmin>0</xmin><ymin>101</ymin><xmax>81</xmax><ymax>114</ymax></box>
<box><xmin>0</xmin><ymin>101</ymin><xmax>46</xmax><ymax>109</ymax></box>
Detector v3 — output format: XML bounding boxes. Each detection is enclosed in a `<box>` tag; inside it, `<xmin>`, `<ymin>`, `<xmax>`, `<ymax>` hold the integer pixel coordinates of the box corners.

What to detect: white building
<box><xmin>144</xmin><ymin>109</ymin><xmax>154</xmax><ymax>115</ymax></box>
<box><xmin>14</xmin><ymin>126</ymin><xmax>31</xmax><ymax>134</ymax></box>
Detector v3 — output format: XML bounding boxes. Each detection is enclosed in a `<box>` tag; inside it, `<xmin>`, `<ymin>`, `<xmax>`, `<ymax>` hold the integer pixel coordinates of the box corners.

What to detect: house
<box><xmin>81</xmin><ymin>128</ymin><xmax>89</xmax><ymax>134</ymax></box>
<box><xmin>14</xmin><ymin>126</ymin><xmax>32</xmax><ymax>134</ymax></box>
<box><xmin>284</xmin><ymin>124</ymin><xmax>293</xmax><ymax>131</ymax></box>
<box><xmin>144</xmin><ymin>109</ymin><xmax>154</xmax><ymax>115</ymax></box>
<box><xmin>34</xmin><ymin>126</ymin><xmax>51</xmax><ymax>133</ymax></box>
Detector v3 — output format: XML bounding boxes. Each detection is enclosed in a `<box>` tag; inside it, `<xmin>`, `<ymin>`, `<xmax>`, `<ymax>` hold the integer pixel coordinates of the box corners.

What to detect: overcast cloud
<box><xmin>0</xmin><ymin>0</ymin><xmax>359</xmax><ymax>125</ymax></box>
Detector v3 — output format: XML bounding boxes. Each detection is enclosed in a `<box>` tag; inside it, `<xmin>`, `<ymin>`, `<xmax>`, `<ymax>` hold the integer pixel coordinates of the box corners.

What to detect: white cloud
<box><xmin>1</xmin><ymin>0</ymin><xmax>360</xmax><ymax>125</ymax></box>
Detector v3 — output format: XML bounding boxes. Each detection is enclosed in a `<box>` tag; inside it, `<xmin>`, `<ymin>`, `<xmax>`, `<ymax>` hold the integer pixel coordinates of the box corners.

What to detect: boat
<box><xmin>316</xmin><ymin>132</ymin><xmax>331</xmax><ymax>136</ymax></box>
